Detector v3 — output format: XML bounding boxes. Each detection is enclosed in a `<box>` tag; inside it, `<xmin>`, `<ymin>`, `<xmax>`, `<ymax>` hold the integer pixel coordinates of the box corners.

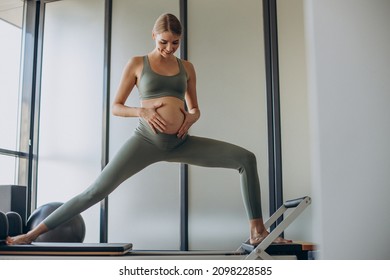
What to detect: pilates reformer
<box><xmin>0</xmin><ymin>196</ymin><xmax>313</xmax><ymax>259</ymax></box>
<box><xmin>239</xmin><ymin>196</ymin><xmax>313</xmax><ymax>260</ymax></box>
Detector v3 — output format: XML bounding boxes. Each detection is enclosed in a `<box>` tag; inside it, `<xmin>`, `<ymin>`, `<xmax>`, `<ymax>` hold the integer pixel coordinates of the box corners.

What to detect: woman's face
<box><xmin>153</xmin><ymin>31</ymin><xmax>181</xmax><ymax>58</ymax></box>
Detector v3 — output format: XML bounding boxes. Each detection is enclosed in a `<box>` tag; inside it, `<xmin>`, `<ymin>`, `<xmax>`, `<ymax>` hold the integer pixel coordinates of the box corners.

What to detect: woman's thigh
<box><xmin>96</xmin><ymin>134</ymin><xmax>165</xmax><ymax>190</ymax></box>
<box><xmin>165</xmin><ymin>135</ymin><xmax>255</xmax><ymax>171</ymax></box>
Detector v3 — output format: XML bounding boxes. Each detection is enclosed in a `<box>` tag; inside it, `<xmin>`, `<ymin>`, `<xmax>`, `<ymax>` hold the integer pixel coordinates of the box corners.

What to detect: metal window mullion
<box><xmin>179</xmin><ymin>0</ymin><xmax>189</xmax><ymax>252</ymax></box>
<box><xmin>18</xmin><ymin>0</ymin><xmax>45</xmax><ymax>219</ymax></box>
<box><xmin>0</xmin><ymin>148</ymin><xmax>29</xmax><ymax>158</ymax></box>
<box><xmin>99</xmin><ymin>0</ymin><xmax>112</xmax><ymax>243</ymax></box>
<box><xmin>263</xmin><ymin>0</ymin><xmax>283</xmax><ymax>231</ymax></box>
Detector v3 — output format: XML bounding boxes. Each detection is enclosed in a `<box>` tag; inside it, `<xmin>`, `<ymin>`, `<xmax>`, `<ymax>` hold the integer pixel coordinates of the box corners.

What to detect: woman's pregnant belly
<box><xmin>141</xmin><ymin>96</ymin><xmax>185</xmax><ymax>134</ymax></box>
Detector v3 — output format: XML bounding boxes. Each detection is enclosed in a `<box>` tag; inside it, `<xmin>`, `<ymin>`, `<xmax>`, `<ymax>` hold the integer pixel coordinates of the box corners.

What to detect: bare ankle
<box><xmin>25</xmin><ymin>232</ymin><xmax>37</xmax><ymax>243</ymax></box>
<box><xmin>249</xmin><ymin>218</ymin><xmax>268</xmax><ymax>237</ymax></box>
<box><xmin>28</xmin><ymin>222</ymin><xmax>49</xmax><ymax>241</ymax></box>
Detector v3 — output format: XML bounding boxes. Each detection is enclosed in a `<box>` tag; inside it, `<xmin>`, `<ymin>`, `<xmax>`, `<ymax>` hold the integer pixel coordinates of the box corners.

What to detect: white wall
<box><xmin>305</xmin><ymin>0</ymin><xmax>390</xmax><ymax>259</ymax></box>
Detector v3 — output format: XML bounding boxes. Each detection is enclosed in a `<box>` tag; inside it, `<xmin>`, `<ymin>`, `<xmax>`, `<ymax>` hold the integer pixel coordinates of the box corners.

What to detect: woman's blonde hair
<box><xmin>153</xmin><ymin>13</ymin><xmax>182</xmax><ymax>36</ymax></box>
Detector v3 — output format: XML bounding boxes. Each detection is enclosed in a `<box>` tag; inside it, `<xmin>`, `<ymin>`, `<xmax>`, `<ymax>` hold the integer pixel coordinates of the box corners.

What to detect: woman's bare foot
<box><xmin>250</xmin><ymin>232</ymin><xmax>292</xmax><ymax>246</ymax></box>
<box><xmin>249</xmin><ymin>218</ymin><xmax>292</xmax><ymax>245</ymax></box>
<box><xmin>5</xmin><ymin>223</ymin><xmax>48</xmax><ymax>245</ymax></box>
<box><xmin>6</xmin><ymin>233</ymin><xmax>35</xmax><ymax>245</ymax></box>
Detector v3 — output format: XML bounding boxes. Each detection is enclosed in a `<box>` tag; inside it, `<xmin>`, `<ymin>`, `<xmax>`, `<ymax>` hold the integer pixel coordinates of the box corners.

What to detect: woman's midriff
<box><xmin>141</xmin><ymin>96</ymin><xmax>185</xmax><ymax>134</ymax></box>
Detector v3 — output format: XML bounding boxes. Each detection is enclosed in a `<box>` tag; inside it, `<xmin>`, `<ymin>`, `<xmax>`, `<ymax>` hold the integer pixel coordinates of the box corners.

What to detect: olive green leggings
<box><xmin>43</xmin><ymin>120</ymin><xmax>262</xmax><ymax>230</ymax></box>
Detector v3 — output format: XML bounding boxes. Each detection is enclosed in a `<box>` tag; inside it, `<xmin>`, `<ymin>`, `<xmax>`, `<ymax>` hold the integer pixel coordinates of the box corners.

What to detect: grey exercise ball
<box><xmin>26</xmin><ymin>202</ymin><xmax>85</xmax><ymax>243</ymax></box>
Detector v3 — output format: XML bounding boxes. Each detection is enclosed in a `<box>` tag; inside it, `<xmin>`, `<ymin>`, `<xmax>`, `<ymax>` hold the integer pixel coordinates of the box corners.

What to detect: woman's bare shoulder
<box><xmin>122</xmin><ymin>56</ymin><xmax>145</xmax><ymax>76</ymax></box>
<box><xmin>127</xmin><ymin>56</ymin><xmax>145</xmax><ymax>67</ymax></box>
<box><xmin>180</xmin><ymin>58</ymin><xmax>194</xmax><ymax>68</ymax></box>
<box><xmin>180</xmin><ymin>59</ymin><xmax>196</xmax><ymax>80</ymax></box>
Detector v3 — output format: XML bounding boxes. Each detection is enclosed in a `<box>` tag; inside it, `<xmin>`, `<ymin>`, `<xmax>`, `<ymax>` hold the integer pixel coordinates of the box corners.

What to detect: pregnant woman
<box><xmin>7</xmin><ymin>13</ymin><xmax>290</xmax><ymax>246</ymax></box>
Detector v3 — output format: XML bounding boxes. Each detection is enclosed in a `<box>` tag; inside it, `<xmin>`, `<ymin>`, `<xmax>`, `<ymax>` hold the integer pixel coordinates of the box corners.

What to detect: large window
<box><xmin>0</xmin><ymin>0</ymin><xmax>24</xmax><ymax>185</ymax></box>
<box><xmin>36</xmin><ymin>0</ymin><xmax>104</xmax><ymax>242</ymax></box>
<box><xmin>1</xmin><ymin>1</ymin><xmax>104</xmax><ymax>241</ymax></box>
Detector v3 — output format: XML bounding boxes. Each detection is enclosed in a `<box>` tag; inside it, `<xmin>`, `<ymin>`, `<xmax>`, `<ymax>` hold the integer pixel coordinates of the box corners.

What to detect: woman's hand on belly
<box><xmin>139</xmin><ymin>102</ymin><xmax>168</xmax><ymax>134</ymax></box>
<box><xmin>141</xmin><ymin>97</ymin><xmax>186</xmax><ymax>134</ymax></box>
<box><xmin>177</xmin><ymin>107</ymin><xmax>200</xmax><ymax>139</ymax></box>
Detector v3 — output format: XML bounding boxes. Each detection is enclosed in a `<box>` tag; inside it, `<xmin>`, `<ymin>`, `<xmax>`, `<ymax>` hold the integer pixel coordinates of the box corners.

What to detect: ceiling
<box><xmin>0</xmin><ymin>0</ymin><xmax>24</xmax><ymax>28</ymax></box>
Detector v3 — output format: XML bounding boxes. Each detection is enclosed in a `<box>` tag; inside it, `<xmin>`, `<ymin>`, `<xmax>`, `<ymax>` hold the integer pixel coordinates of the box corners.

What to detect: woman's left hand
<box><xmin>177</xmin><ymin>108</ymin><xmax>199</xmax><ymax>139</ymax></box>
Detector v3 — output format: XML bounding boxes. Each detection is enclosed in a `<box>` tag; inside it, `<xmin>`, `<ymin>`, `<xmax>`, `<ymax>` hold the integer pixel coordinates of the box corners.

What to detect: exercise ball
<box><xmin>26</xmin><ymin>202</ymin><xmax>86</xmax><ymax>243</ymax></box>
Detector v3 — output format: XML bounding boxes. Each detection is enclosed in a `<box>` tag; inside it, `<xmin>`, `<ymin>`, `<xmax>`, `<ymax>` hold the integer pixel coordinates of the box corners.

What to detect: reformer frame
<box><xmin>1</xmin><ymin>196</ymin><xmax>313</xmax><ymax>260</ymax></box>
<box><xmin>239</xmin><ymin>196</ymin><xmax>312</xmax><ymax>260</ymax></box>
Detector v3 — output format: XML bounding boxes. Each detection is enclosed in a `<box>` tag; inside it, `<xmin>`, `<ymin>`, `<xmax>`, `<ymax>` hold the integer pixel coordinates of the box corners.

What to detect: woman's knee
<box><xmin>237</xmin><ymin>150</ymin><xmax>257</xmax><ymax>173</ymax></box>
<box><xmin>80</xmin><ymin>183</ymin><xmax>111</xmax><ymax>205</ymax></box>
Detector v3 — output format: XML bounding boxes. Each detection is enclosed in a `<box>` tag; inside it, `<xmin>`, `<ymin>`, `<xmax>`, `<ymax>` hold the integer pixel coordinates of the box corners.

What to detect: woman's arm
<box><xmin>112</xmin><ymin>57</ymin><xmax>167</xmax><ymax>133</ymax></box>
<box><xmin>177</xmin><ymin>60</ymin><xmax>201</xmax><ymax>138</ymax></box>
<box><xmin>112</xmin><ymin>57</ymin><xmax>143</xmax><ymax>117</ymax></box>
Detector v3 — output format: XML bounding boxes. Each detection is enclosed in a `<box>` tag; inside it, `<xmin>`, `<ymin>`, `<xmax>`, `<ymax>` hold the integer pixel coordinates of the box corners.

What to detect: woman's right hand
<box><xmin>140</xmin><ymin>102</ymin><xmax>167</xmax><ymax>133</ymax></box>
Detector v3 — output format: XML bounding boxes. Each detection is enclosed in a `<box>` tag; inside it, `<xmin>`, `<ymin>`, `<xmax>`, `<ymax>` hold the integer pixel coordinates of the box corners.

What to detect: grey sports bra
<box><xmin>138</xmin><ymin>55</ymin><xmax>187</xmax><ymax>101</ymax></box>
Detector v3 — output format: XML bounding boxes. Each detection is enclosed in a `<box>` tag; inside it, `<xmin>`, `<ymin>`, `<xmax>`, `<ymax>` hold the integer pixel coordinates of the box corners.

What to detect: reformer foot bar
<box><xmin>239</xmin><ymin>196</ymin><xmax>313</xmax><ymax>260</ymax></box>
<box><xmin>0</xmin><ymin>197</ymin><xmax>313</xmax><ymax>259</ymax></box>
